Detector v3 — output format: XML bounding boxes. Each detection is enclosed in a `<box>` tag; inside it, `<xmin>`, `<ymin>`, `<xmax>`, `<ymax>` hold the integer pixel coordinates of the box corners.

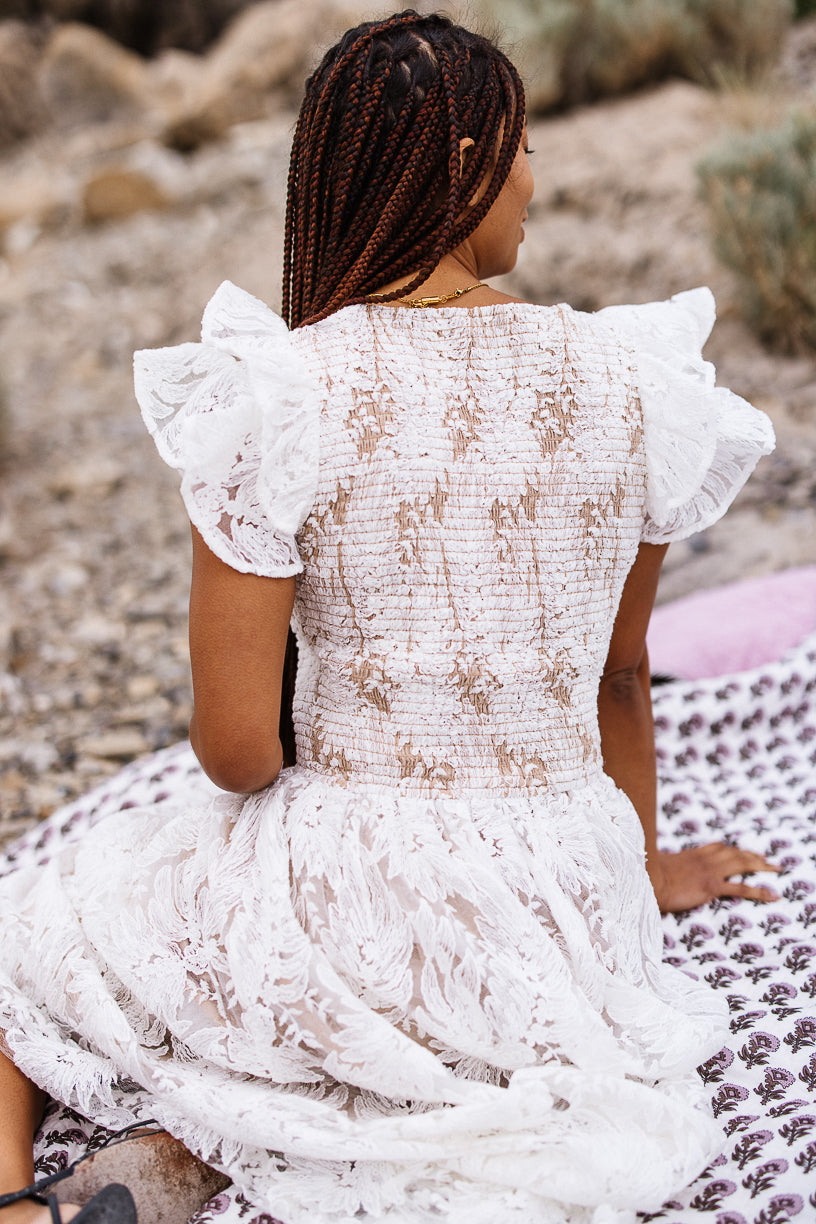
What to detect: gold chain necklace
<box><xmin>367</xmin><ymin>282</ymin><xmax>487</xmax><ymax>309</ymax></box>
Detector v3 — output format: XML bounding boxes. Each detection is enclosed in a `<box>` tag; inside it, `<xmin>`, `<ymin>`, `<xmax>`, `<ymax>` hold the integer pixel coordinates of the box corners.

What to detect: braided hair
<box><xmin>283</xmin><ymin>10</ymin><xmax>526</xmax><ymax>328</ymax></box>
<box><xmin>278</xmin><ymin>13</ymin><xmax>525</xmax><ymax>764</ymax></box>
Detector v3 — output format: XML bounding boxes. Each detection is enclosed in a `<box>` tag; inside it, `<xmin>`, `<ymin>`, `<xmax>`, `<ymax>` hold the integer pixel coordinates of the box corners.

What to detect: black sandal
<box><xmin>0</xmin><ymin>1183</ymin><xmax>136</xmax><ymax>1224</ymax></box>
<box><xmin>0</xmin><ymin>1120</ymin><xmax>164</xmax><ymax>1224</ymax></box>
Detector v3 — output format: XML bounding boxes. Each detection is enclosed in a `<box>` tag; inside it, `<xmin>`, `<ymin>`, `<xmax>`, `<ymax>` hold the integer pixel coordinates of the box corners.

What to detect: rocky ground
<box><xmin>1</xmin><ymin>11</ymin><xmax>815</xmax><ymax>844</ymax></box>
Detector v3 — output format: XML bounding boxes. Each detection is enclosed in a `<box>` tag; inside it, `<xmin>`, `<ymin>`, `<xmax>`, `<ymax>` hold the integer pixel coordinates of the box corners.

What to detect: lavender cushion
<box><xmin>648</xmin><ymin>566</ymin><xmax>816</xmax><ymax>680</ymax></box>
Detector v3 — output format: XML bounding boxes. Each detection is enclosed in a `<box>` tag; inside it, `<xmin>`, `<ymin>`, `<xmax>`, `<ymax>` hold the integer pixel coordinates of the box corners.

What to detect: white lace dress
<box><xmin>0</xmin><ymin>284</ymin><xmax>774</xmax><ymax>1224</ymax></box>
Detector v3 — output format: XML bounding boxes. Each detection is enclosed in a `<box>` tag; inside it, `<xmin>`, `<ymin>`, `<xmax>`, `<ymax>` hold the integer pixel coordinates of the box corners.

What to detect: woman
<box><xmin>0</xmin><ymin>11</ymin><xmax>777</xmax><ymax>1224</ymax></box>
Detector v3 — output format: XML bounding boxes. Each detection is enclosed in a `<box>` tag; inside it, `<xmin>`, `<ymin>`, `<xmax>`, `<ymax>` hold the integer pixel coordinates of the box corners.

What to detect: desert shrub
<box><xmin>476</xmin><ymin>0</ymin><xmax>794</xmax><ymax>109</ymax></box>
<box><xmin>483</xmin><ymin>0</ymin><xmax>578</xmax><ymax>111</ymax></box>
<box><xmin>564</xmin><ymin>0</ymin><xmax>690</xmax><ymax>101</ymax></box>
<box><xmin>697</xmin><ymin>111</ymin><xmax>816</xmax><ymax>352</ymax></box>
<box><xmin>680</xmin><ymin>0</ymin><xmax>796</xmax><ymax>81</ymax></box>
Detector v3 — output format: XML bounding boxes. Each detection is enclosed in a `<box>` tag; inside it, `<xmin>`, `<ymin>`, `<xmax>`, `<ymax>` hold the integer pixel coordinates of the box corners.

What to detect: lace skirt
<box><xmin>0</xmin><ymin>737</ymin><xmax>728</xmax><ymax>1224</ymax></box>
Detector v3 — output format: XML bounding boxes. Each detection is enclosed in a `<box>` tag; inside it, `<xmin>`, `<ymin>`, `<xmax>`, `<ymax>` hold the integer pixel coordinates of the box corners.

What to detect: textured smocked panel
<box><xmin>289</xmin><ymin>304</ymin><xmax>647</xmax><ymax>794</ymax></box>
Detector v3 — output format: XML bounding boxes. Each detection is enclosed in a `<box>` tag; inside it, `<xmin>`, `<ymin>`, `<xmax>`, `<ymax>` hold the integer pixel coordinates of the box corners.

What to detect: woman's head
<box><xmin>283</xmin><ymin>9</ymin><xmax>526</xmax><ymax>327</ymax></box>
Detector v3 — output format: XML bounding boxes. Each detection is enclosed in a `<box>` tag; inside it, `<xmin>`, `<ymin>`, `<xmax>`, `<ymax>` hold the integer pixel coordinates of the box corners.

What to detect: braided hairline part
<box><xmin>282</xmin><ymin>9</ymin><xmax>526</xmax><ymax>329</ymax></box>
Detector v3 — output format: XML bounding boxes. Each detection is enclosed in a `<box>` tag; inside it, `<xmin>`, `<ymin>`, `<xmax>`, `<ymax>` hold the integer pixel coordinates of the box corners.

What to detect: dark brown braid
<box><xmin>282</xmin><ymin>10</ymin><xmax>526</xmax><ymax>329</ymax></box>
<box><xmin>278</xmin><ymin>11</ymin><xmax>525</xmax><ymax>765</ymax></box>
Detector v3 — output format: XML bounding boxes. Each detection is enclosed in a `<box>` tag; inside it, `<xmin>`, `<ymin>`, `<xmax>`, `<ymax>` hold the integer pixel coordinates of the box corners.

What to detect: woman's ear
<box><xmin>459</xmin><ymin>135</ymin><xmax>475</xmax><ymax>174</ymax></box>
<box><xmin>459</xmin><ymin>136</ymin><xmax>490</xmax><ymax>208</ymax></box>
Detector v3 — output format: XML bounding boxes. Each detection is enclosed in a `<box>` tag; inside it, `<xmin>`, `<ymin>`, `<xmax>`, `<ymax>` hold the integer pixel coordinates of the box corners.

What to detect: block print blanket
<box><xmin>3</xmin><ymin>630</ymin><xmax>816</xmax><ymax>1224</ymax></box>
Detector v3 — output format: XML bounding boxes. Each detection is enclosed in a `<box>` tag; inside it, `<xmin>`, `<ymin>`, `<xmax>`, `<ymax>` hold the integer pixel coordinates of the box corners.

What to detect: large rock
<box><xmin>0</xmin><ymin>19</ymin><xmax>49</xmax><ymax>146</ymax></box>
<box><xmin>82</xmin><ymin>166</ymin><xmax>170</xmax><ymax>223</ymax></box>
<box><xmin>38</xmin><ymin>21</ymin><xmax>149</xmax><ymax>128</ymax></box>
<box><xmin>0</xmin><ymin>167</ymin><xmax>72</xmax><ymax>242</ymax></box>
<box><xmin>159</xmin><ymin>0</ymin><xmax>374</xmax><ymax>149</ymax></box>
<box><xmin>0</xmin><ymin>0</ymin><xmax>257</xmax><ymax>55</ymax></box>
<box><xmin>53</xmin><ymin>1131</ymin><xmax>231</xmax><ymax>1224</ymax></box>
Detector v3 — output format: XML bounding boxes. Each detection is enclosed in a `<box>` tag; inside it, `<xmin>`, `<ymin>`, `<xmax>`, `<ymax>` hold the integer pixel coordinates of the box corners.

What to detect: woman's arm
<box><xmin>598</xmin><ymin>543</ymin><xmax>666</xmax><ymax>880</ymax></box>
<box><xmin>188</xmin><ymin>525</ymin><xmax>295</xmax><ymax>793</ymax></box>
<box><xmin>599</xmin><ymin>542</ymin><xmax>779</xmax><ymax>912</ymax></box>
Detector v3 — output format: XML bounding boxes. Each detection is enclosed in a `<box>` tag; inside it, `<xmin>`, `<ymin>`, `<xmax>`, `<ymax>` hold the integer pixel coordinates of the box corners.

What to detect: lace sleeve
<box><xmin>598</xmin><ymin>288</ymin><xmax>775</xmax><ymax>544</ymax></box>
<box><xmin>133</xmin><ymin>281</ymin><xmax>320</xmax><ymax>577</ymax></box>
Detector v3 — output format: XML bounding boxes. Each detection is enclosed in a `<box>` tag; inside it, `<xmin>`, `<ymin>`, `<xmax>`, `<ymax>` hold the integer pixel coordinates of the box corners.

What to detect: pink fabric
<box><xmin>647</xmin><ymin>565</ymin><xmax>816</xmax><ymax>680</ymax></box>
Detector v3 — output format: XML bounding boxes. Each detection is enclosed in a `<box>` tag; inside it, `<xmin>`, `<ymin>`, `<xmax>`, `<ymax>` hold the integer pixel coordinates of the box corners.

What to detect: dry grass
<box><xmin>679</xmin><ymin>0</ymin><xmax>794</xmax><ymax>81</ymax></box>
<box><xmin>698</xmin><ymin>109</ymin><xmax>816</xmax><ymax>353</ymax></box>
<box><xmin>482</xmin><ymin>0</ymin><xmax>794</xmax><ymax>111</ymax></box>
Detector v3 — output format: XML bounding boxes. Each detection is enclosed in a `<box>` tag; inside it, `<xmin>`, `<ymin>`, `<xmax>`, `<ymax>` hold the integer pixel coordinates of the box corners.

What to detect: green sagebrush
<box><xmin>480</xmin><ymin>0</ymin><xmax>794</xmax><ymax>111</ymax></box>
<box><xmin>698</xmin><ymin>112</ymin><xmax>816</xmax><ymax>352</ymax></box>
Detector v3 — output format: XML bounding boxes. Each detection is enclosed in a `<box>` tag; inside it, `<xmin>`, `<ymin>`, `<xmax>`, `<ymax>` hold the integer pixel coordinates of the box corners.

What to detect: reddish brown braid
<box><xmin>277</xmin><ymin>12</ymin><xmax>525</xmax><ymax>766</ymax></box>
<box><xmin>282</xmin><ymin>10</ymin><xmax>526</xmax><ymax>329</ymax></box>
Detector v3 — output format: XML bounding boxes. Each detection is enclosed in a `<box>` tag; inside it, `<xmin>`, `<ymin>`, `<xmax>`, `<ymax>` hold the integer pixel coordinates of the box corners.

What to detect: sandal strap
<box><xmin>0</xmin><ymin>1117</ymin><xmax>164</xmax><ymax>1212</ymax></box>
<box><xmin>0</xmin><ymin>1187</ymin><xmax>54</xmax><ymax>1209</ymax></box>
<box><xmin>44</xmin><ymin>1193</ymin><xmax>62</xmax><ymax>1224</ymax></box>
<box><xmin>78</xmin><ymin>1119</ymin><xmax>164</xmax><ymax>1164</ymax></box>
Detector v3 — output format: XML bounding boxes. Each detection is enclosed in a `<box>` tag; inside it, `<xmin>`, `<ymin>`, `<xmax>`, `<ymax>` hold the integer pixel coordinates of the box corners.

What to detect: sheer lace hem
<box><xmin>134</xmin><ymin>281</ymin><xmax>320</xmax><ymax>577</ymax></box>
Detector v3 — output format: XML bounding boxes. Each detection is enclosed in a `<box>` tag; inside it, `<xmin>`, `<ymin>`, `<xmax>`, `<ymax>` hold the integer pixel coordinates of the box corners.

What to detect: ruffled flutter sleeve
<box><xmin>598</xmin><ymin>288</ymin><xmax>775</xmax><ymax>544</ymax></box>
<box><xmin>133</xmin><ymin>280</ymin><xmax>320</xmax><ymax>577</ymax></box>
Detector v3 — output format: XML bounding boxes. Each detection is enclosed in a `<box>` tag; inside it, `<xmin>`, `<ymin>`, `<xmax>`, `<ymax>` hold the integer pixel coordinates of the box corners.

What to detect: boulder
<box><xmin>159</xmin><ymin>0</ymin><xmax>308</xmax><ymax>148</ymax></box>
<box><xmin>0</xmin><ymin>0</ymin><xmax>256</xmax><ymax>56</ymax></box>
<box><xmin>148</xmin><ymin>46</ymin><xmax>203</xmax><ymax>120</ymax></box>
<box><xmin>159</xmin><ymin>0</ymin><xmax>373</xmax><ymax>149</ymax></box>
<box><xmin>38</xmin><ymin>21</ymin><xmax>149</xmax><ymax>128</ymax></box>
<box><xmin>0</xmin><ymin>19</ymin><xmax>49</xmax><ymax>147</ymax></box>
<box><xmin>81</xmin><ymin>166</ymin><xmax>170</xmax><ymax>223</ymax></box>
<box><xmin>54</xmin><ymin>1132</ymin><xmax>230</xmax><ymax>1224</ymax></box>
<box><xmin>0</xmin><ymin>167</ymin><xmax>72</xmax><ymax>242</ymax></box>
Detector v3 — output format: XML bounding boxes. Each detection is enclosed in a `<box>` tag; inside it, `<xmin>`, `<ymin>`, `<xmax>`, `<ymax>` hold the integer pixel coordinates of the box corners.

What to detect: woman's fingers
<box><xmin>700</xmin><ymin>844</ymin><xmax>781</xmax><ymax>899</ymax></box>
<box><xmin>698</xmin><ymin>842</ymin><xmax>781</xmax><ymax>876</ymax></box>
<box><xmin>716</xmin><ymin>881</ymin><xmax>781</xmax><ymax>902</ymax></box>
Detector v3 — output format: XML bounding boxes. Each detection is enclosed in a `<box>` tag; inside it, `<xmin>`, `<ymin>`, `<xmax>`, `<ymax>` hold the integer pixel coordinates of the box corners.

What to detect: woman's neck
<box><xmin>368</xmin><ymin>253</ymin><xmax>522</xmax><ymax>309</ymax></box>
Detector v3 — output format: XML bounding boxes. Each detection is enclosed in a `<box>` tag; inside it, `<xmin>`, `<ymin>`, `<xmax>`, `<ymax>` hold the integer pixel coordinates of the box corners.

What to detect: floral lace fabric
<box><xmin>0</xmin><ymin>286</ymin><xmax>774</xmax><ymax>1223</ymax></box>
<box><xmin>597</xmin><ymin>289</ymin><xmax>775</xmax><ymax>544</ymax></box>
<box><xmin>19</xmin><ymin>630</ymin><xmax>816</xmax><ymax>1224</ymax></box>
<box><xmin>133</xmin><ymin>281</ymin><xmax>321</xmax><ymax>577</ymax></box>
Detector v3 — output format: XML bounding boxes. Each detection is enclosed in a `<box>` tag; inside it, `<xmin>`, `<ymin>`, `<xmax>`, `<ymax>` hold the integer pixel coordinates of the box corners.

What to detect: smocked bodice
<box><xmin>290</xmin><ymin>305</ymin><xmax>646</xmax><ymax>794</ymax></box>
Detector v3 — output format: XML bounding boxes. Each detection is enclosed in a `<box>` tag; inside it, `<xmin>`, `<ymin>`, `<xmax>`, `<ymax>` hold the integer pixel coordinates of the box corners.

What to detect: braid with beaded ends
<box><xmin>283</xmin><ymin>9</ymin><xmax>526</xmax><ymax>328</ymax></box>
